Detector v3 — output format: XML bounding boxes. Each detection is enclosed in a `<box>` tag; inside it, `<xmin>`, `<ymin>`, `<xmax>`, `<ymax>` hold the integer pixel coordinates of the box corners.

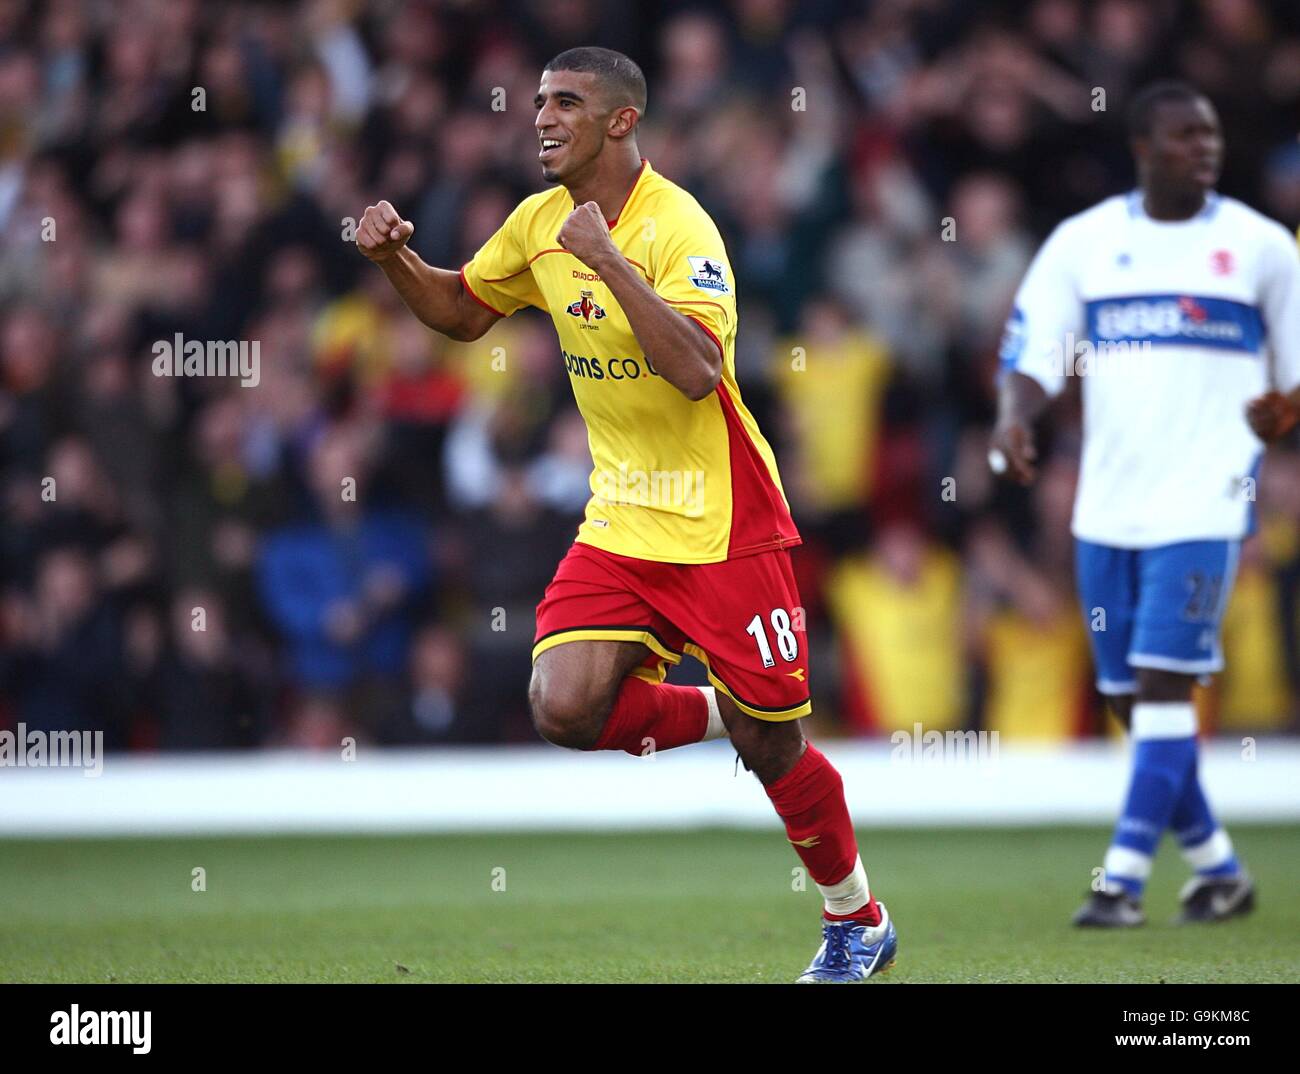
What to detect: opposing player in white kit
<box><xmin>992</xmin><ymin>82</ymin><xmax>1300</xmax><ymax>926</ymax></box>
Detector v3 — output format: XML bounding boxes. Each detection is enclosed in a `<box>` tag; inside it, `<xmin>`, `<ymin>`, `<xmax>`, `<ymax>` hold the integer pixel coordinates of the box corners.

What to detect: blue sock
<box><xmin>1102</xmin><ymin>702</ymin><xmax>1198</xmax><ymax>898</ymax></box>
<box><xmin>1170</xmin><ymin>759</ymin><xmax>1241</xmax><ymax>878</ymax></box>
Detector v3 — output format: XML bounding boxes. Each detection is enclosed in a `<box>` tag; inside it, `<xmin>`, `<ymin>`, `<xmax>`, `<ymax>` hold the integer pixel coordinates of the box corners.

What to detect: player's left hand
<box><xmin>557</xmin><ymin>202</ymin><xmax>617</xmax><ymax>270</ymax></box>
<box><xmin>1245</xmin><ymin>390</ymin><xmax>1300</xmax><ymax>443</ymax></box>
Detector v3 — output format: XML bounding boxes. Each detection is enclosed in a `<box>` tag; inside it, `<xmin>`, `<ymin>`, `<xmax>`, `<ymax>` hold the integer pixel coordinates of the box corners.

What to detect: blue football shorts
<box><xmin>1074</xmin><ymin>537</ymin><xmax>1241</xmax><ymax>695</ymax></box>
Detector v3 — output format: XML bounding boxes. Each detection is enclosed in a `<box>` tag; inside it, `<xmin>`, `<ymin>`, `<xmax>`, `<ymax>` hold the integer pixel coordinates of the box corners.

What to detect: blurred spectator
<box><xmin>374</xmin><ymin>621</ymin><xmax>508</xmax><ymax>744</ymax></box>
<box><xmin>773</xmin><ymin>297</ymin><xmax>890</xmax><ymax>553</ymax></box>
<box><xmin>146</xmin><ymin>587</ymin><xmax>272</xmax><ymax>750</ymax></box>
<box><xmin>826</xmin><ymin>521</ymin><xmax>965</xmax><ymax>736</ymax></box>
<box><xmin>2</xmin><ymin>545</ymin><xmax>128</xmax><ymax>745</ymax></box>
<box><xmin>257</xmin><ymin>422</ymin><xmax>430</xmax><ymax>699</ymax></box>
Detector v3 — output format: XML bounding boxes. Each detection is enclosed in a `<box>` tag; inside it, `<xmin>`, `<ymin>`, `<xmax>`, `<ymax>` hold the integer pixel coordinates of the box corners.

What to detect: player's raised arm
<box><xmin>355</xmin><ymin>200</ymin><xmax>498</xmax><ymax>343</ymax></box>
<box><xmin>556</xmin><ymin>201</ymin><xmax>722</xmax><ymax>401</ymax></box>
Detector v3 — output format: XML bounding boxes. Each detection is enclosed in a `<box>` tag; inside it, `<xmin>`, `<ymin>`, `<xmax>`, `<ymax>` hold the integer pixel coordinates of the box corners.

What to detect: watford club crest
<box><xmin>566</xmin><ymin>290</ymin><xmax>606</xmax><ymax>324</ymax></box>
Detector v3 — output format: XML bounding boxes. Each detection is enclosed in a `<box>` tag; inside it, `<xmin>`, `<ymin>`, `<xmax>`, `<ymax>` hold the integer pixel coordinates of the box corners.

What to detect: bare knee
<box><xmin>1104</xmin><ymin>693</ymin><xmax>1134</xmax><ymax>730</ymax></box>
<box><xmin>1135</xmin><ymin>668</ymin><xmax>1196</xmax><ymax>704</ymax></box>
<box><xmin>528</xmin><ymin>668</ymin><xmax>610</xmax><ymax>749</ymax></box>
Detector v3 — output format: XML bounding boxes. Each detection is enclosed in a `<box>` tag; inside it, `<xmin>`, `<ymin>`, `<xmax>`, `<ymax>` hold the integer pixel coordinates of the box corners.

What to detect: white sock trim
<box><xmin>1131</xmin><ymin>701</ymin><xmax>1196</xmax><ymax>740</ymax></box>
<box><xmin>697</xmin><ymin>686</ymin><xmax>727</xmax><ymax>741</ymax></box>
<box><xmin>1182</xmin><ymin>828</ymin><xmax>1234</xmax><ymax>871</ymax></box>
<box><xmin>817</xmin><ymin>854</ymin><xmax>870</xmax><ymax>916</ymax></box>
<box><xmin>1104</xmin><ymin>845</ymin><xmax>1153</xmax><ymax>882</ymax></box>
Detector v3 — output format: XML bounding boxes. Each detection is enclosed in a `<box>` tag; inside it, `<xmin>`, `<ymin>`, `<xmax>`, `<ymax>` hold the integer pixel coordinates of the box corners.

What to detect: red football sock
<box><xmin>590</xmin><ymin>677</ymin><xmax>711</xmax><ymax>755</ymax></box>
<box><xmin>765</xmin><ymin>743</ymin><xmax>881</xmax><ymax>925</ymax></box>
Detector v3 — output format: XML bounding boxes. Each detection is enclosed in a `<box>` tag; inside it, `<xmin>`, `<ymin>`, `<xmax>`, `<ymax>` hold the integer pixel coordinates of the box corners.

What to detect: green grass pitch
<box><xmin>2</xmin><ymin>826</ymin><xmax>1296</xmax><ymax>983</ymax></box>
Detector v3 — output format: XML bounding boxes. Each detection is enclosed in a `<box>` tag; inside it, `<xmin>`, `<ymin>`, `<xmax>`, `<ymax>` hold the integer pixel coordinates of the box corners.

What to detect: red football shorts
<box><xmin>532</xmin><ymin>541</ymin><xmax>811</xmax><ymax>721</ymax></box>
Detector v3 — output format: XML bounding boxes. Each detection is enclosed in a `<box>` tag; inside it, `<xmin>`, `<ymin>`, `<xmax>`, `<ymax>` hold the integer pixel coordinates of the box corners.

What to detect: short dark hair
<box><xmin>1126</xmin><ymin>80</ymin><xmax>1207</xmax><ymax>138</ymax></box>
<box><xmin>544</xmin><ymin>47</ymin><xmax>647</xmax><ymax>115</ymax></box>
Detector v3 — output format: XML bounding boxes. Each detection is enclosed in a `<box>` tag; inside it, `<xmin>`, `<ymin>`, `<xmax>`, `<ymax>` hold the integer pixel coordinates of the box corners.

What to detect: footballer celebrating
<box><xmin>993</xmin><ymin>82</ymin><xmax>1300</xmax><ymax>926</ymax></box>
<box><xmin>356</xmin><ymin>47</ymin><xmax>896</xmax><ymax>981</ymax></box>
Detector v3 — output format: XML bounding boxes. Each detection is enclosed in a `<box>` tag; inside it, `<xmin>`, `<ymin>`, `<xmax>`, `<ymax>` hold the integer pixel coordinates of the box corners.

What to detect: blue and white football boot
<box><xmin>795</xmin><ymin>902</ymin><xmax>897</xmax><ymax>983</ymax></box>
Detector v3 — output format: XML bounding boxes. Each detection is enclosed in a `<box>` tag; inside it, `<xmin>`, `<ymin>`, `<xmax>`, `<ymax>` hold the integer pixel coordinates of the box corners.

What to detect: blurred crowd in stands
<box><xmin>2</xmin><ymin>0</ymin><xmax>1299</xmax><ymax>750</ymax></box>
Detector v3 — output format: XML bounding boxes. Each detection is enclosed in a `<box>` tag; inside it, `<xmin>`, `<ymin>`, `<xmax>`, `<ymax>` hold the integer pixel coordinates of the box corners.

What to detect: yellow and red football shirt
<box><xmin>460</xmin><ymin>159</ymin><xmax>799</xmax><ymax>564</ymax></box>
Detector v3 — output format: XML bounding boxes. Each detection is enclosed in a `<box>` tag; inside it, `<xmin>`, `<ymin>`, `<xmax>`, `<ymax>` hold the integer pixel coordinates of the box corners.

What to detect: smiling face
<box><xmin>1135</xmin><ymin>95</ymin><xmax>1224</xmax><ymax>199</ymax></box>
<box><xmin>534</xmin><ymin>69</ymin><xmax>637</xmax><ymax>185</ymax></box>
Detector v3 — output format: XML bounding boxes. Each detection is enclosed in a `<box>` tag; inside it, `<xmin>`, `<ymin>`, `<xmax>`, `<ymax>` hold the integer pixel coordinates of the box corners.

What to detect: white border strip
<box><xmin>0</xmin><ymin>741</ymin><xmax>1297</xmax><ymax>836</ymax></box>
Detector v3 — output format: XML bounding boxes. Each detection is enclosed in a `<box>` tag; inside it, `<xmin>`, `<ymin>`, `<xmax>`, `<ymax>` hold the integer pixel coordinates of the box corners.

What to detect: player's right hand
<box><xmin>1245</xmin><ymin>390</ymin><xmax>1300</xmax><ymax>443</ymax></box>
<box><xmin>356</xmin><ymin>201</ymin><xmax>414</xmax><ymax>263</ymax></box>
<box><xmin>989</xmin><ymin>420</ymin><xmax>1038</xmax><ymax>485</ymax></box>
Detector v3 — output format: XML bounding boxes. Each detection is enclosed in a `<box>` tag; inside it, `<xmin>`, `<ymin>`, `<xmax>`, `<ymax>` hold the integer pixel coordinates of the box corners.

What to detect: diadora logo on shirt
<box><xmin>1087</xmin><ymin>294</ymin><xmax>1263</xmax><ymax>352</ymax></box>
<box><xmin>566</xmin><ymin>290</ymin><xmax>606</xmax><ymax>324</ymax></box>
<box><xmin>687</xmin><ymin>256</ymin><xmax>730</xmax><ymax>294</ymax></box>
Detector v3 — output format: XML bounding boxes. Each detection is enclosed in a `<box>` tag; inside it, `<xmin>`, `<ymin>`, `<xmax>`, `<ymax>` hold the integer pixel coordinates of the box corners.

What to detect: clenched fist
<box><xmin>557</xmin><ymin>201</ymin><xmax>618</xmax><ymax>270</ymax></box>
<box><xmin>356</xmin><ymin>200</ymin><xmax>414</xmax><ymax>263</ymax></box>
